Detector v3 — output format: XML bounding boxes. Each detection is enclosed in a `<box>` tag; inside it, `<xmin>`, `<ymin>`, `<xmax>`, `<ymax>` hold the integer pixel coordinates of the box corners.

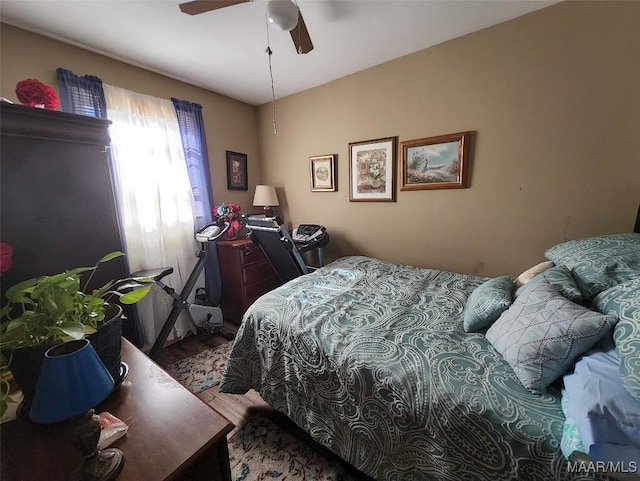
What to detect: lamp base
<box><xmin>70</xmin><ymin>448</ymin><xmax>125</xmax><ymax>481</ymax></box>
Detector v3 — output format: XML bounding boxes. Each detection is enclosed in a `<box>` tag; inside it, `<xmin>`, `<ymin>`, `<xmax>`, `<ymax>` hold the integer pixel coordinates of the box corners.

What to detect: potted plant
<box><xmin>0</xmin><ymin>251</ymin><xmax>152</xmax><ymax>415</ymax></box>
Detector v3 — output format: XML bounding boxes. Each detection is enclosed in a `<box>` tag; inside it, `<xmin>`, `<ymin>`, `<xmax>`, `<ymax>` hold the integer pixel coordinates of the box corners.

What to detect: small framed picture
<box><xmin>349</xmin><ymin>136</ymin><xmax>397</xmax><ymax>202</ymax></box>
<box><xmin>400</xmin><ymin>131</ymin><xmax>471</xmax><ymax>191</ymax></box>
<box><xmin>310</xmin><ymin>154</ymin><xmax>336</xmax><ymax>192</ymax></box>
<box><xmin>226</xmin><ymin>151</ymin><xmax>248</xmax><ymax>191</ymax></box>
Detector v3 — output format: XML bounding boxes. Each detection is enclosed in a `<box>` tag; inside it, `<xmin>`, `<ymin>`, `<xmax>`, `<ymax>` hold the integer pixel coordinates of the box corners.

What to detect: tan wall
<box><xmin>3</xmin><ymin>1</ymin><xmax>639</xmax><ymax>278</ymax></box>
<box><xmin>257</xmin><ymin>1</ymin><xmax>640</xmax><ymax>277</ymax></box>
<box><xmin>0</xmin><ymin>23</ymin><xmax>261</xmax><ymax>210</ymax></box>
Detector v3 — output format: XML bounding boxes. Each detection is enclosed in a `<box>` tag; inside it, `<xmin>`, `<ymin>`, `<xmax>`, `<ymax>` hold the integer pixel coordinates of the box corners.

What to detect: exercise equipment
<box><xmin>245</xmin><ymin>216</ymin><xmax>328</xmax><ymax>284</ymax></box>
<box><xmin>131</xmin><ymin>221</ymin><xmax>233</xmax><ymax>359</ymax></box>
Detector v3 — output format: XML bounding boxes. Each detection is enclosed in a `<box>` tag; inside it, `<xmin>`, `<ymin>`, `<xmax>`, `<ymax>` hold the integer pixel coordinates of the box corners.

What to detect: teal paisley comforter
<box><xmin>219</xmin><ymin>256</ymin><xmax>592</xmax><ymax>481</ymax></box>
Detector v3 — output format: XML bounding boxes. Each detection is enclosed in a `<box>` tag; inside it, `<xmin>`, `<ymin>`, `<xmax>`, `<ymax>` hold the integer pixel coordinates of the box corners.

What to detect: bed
<box><xmin>219</xmin><ymin>234</ymin><xmax>640</xmax><ymax>481</ymax></box>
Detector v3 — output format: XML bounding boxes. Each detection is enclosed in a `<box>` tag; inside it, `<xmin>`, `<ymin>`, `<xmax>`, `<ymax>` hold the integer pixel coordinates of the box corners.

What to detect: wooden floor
<box><xmin>154</xmin><ymin>321</ymin><xmax>276</xmax><ymax>439</ymax></box>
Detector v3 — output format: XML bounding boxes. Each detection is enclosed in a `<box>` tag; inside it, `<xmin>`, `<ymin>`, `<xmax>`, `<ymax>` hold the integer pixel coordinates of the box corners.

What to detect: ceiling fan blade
<box><xmin>290</xmin><ymin>10</ymin><xmax>313</xmax><ymax>54</ymax></box>
<box><xmin>179</xmin><ymin>0</ymin><xmax>249</xmax><ymax>16</ymax></box>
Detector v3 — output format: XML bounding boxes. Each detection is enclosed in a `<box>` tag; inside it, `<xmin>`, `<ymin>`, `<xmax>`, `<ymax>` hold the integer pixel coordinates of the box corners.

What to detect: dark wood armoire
<box><xmin>0</xmin><ymin>102</ymin><xmax>139</xmax><ymax>342</ymax></box>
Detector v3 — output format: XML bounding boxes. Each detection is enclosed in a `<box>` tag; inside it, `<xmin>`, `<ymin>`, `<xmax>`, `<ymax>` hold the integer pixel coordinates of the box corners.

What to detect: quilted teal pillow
<box><xmin>515</xmin><ymin>265</ymin><xmax>582</xmax><ymax>304</ymax></box>
<box><xmin>545</xmin><ymin>233</ymin><xmax>640</xmax><ymax>299</ymax></box>
<box><xmin>486</xmin><ymin>280</ymin><xmax>618</xmax><ymax>393</ymax></box>
<box><xmin>594</xmin><ymin>277</ymin><xmax>640</xmax><ymax>401</ymax></box>
<box><xmin>462</xmin><ymin>276</ymin><xmax>514</xmax><ymax>332</ymax></box>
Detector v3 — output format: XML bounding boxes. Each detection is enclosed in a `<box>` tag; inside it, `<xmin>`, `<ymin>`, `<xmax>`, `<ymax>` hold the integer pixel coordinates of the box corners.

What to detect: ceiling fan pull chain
<box><xmin>266</xmin><ymin>12</ymin><xmax>278</xmax><ymax>134</ymax></box>
<box><xmin>267</xmin><ymin>47</ymin><xmax>278</xmax><ymax>135</ymax></box>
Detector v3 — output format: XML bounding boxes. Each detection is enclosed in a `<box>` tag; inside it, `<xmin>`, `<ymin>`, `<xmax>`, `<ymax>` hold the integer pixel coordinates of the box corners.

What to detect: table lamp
<box><xmin>253</xmin><ymin>185</ymin><xmax>280</xmax><ymax>217</ymax></box>
<box><xmin>29</xmin><ymin>339</ymin><xmax>124</xmax><ymax>481</ymax></box>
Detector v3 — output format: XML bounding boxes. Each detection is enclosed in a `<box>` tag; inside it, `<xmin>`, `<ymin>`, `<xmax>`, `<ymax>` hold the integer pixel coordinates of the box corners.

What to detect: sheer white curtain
<box><xmin>104</xmin><ymin>84</ymin><xmax>197</xmax><ymax>350</ymax></box>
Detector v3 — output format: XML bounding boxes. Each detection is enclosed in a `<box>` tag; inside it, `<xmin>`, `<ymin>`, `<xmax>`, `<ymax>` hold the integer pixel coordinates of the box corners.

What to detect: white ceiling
<box><xmin>1</xmin><ymin>0</ymin><xmax>559</xmax><ymax>106</ymax></box>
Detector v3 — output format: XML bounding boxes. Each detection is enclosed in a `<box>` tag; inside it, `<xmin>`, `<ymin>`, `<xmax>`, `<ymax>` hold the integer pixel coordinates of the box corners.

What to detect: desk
<box><xmin>1</xmin><ymin>339</ymin><xmax>234</xmax><ymax>481</ymax></box>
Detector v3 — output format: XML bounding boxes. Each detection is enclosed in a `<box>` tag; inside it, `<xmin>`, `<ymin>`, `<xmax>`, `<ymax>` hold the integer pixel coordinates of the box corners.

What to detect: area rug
<box><xmin>165</xmin><ymin>341</ymin><xmax>232</xmax><ymax>394</ymax></box>
<box><xmin>228</xmin><ymin>414</ymin><xmax>358</xmax><ymax>481</ymax></box>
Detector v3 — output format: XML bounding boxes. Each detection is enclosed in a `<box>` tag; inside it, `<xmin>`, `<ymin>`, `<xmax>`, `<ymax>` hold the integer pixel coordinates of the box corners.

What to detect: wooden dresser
<box><xmin>0</xmin><ymin>103</ymin><xmax>125</xmax><ymax>298</ymax></box>
<box><xmin>0</xmin><ymin>103</ymin><xmax>140</xmax><ymax>345</ymax></box>
<box><xmin>217</xmin><ymin>239</ymin><xmax>280</xmax><ymax>323</ymax></box>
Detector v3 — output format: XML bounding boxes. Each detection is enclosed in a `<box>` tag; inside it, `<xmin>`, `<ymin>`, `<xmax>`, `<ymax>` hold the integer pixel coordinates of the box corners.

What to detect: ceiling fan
<box><xmin>179</xmin><ymin>0</ymin><xmax>314</xmax><ymax>54</ymax></box>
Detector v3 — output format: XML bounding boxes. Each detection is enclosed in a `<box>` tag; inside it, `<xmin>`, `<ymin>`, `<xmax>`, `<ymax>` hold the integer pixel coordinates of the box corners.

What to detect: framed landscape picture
<box><xmin>310</xmin><ymin>154</ymin><xmax>336</xmax><ymax>192</ymax></box>
<box><xmin>349</xmin><ymin>136</ymin><xmax>397</xmax><ymax>202</ymax></box>
<box><xmin>226</xmin><ymin>151</ymin><xmax>248</xmax><ymax>191</ymax></box>
<box><xmin>400</xmin><ymin>131</ymin><xmax>471</xmax><ymax>191</ymax></box>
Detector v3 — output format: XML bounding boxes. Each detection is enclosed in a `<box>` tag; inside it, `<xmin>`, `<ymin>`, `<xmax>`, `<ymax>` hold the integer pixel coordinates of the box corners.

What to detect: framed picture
<box><xmin>349</xmin><ymin>136</ymin><xmax>397</xmax><ymax>202</ymax></box>
<box><xmin>226</xmin><ymin>151</ymin><xmax>248</xmax><ymax>191</ymax></box>
<box><xmin>400</xmin><ymin>131</ymin><xmax>470</xmax><ymax>191</ymax></box>
<box><xmin>310</xmin><ymin>154</ymin><xmax>336</xmax><ymax>192</ymax></box>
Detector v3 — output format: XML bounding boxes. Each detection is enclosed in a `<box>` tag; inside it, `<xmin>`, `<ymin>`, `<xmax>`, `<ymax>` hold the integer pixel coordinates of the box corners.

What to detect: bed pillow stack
<box><xmin>483</xmin><ymin>234</ymin><xmax>639</xmax><ymax>395</ymax></box>
<box><xmin>545</xmin><ymin>233</ymin><xmax>640</xmax><ymax>400</ymax></box>
<box><xmin>483</xmin><ymin>233</ymin><xmax>640</xmax><ymax>465</ymax></box>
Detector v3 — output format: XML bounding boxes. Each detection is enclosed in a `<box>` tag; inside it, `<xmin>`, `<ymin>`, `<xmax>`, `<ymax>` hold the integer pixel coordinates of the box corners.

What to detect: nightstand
<box><xmin>217</xmin><ymin>239</ymin><xmax>280</xmax><ymax>323</ymax></box>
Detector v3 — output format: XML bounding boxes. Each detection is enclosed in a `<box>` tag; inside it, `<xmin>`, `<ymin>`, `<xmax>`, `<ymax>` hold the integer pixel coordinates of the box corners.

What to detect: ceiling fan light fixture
<box><xmin>267</xmin><ymin>0</ymin><xmax>299</xmax><ymax>32</ymax></box>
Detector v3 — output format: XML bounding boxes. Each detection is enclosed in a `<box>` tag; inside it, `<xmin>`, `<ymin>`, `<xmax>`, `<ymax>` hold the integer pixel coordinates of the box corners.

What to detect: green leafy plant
<box><xmin>0</xmin><ymin>251</ymin><xmax>153</xmax><ymax>417</ymax></box>
<box><xmin>0</xmin><ymin>363</ymin><xmax>13</xmax><ymax>420</ymax></box>
<box><xmin>0</xmin><ymin>251</ymin><xmax>152</xmax><ymax>350</ymax></box>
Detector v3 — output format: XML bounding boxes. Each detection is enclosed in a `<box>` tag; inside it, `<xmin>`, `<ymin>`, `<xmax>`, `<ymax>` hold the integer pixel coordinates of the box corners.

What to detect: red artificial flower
<box><xmin>228</xmin><ymin>219</ymin><xmax>242</xmax><ymax>238</ymax></box>
<box><xmin>15</xmin><ymin>79</ymin><xmax>60</xmax><ymax>110</ymax></box>
<box><xmin>0</xmin><ymin>242</ymin><xmax>13</xmax><ymax>274</ymax></box>
<box><xmin>213</xmin><ymin>203</ymin><xmax>242</xmax><ymax>221</ymax></box>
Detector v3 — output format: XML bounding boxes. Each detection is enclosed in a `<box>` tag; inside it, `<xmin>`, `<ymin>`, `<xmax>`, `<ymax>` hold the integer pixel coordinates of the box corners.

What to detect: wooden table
<box><xmin>1</xmin><ymin>339</ymin><xmax>234</xmax><ymax>481</ymax></box>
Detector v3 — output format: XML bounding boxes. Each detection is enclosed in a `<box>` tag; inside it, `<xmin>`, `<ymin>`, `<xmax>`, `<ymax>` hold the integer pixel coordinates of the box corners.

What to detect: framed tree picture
<box><xmin>400</xmin><ymin>131</ymin><xmax>471</xmax><ymax>190</ymax></box>
<box><xmin>310</xmin><ymin>154</ymin><xmax>336</xmax><ymax>192</ymax></box>
<box><xmin>349</xmin><ymin>136</ymin><xmax>397</xmax><ymax>202</ymax></box>
<box><xmin>226</xmin><ymin>151</ymin><xmax>248</xmax><ymax>191</ymax></box>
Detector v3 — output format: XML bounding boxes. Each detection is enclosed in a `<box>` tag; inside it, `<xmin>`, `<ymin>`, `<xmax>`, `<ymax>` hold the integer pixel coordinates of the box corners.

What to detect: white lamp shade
<box><xmin>266</xmin><ymin>0</ymin><xmax>299</xmax><ymax>32</ymax></box>
<box><xmin>253</xmin><ymin>185</ymin><xmax>280</xmax><ymax>208</ymax></box>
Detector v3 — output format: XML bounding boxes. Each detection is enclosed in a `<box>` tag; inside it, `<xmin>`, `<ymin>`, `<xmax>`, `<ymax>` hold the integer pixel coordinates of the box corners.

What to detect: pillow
<box><xmin>514</xmin><ymin>265</ymin><xmax>583</xmax><ymax>304</ymax></box>
<box><xmin>485</xmin><ymin>280</ymin><xmax>617</xmax><ymax>393</ymax></box>
<box><xmin>545</xmin><ymin>233</ymin><xmax>640</xmax><ymax>299</ymax></box>
<box><xmin>514</xmin><ymin>260</ymin><xmax>555</xmax><ymax>288</ymax></box>
<box><xmin>462</xmin><ymin>276</ymin><xmax>514</xmax><ymax>332</ymax></box>
<box><xmin>562</xmin><ymin>336</ymin><xmax>640</xmax><ymax>465</ymax></box>
<box><xmin>594</xmin><ymin>277</ymin><xmax>640</xmax><ymax>401</ymax></box>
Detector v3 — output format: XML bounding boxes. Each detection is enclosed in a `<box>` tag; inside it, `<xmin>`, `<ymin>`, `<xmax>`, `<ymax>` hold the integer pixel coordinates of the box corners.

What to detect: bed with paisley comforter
<box><xmin>220</xmin><ymin>234</ymin><xmax>640</xmax><ymax>481</ymax></box>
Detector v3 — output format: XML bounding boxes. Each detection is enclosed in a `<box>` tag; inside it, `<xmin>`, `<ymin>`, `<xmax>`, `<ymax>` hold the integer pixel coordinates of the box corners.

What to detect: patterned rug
<box><xmin>165</xmin><ymin>342</ymin><xmax>233</xmax><ymax>393</ymax></box>
<box><xmin>228</xmin><ymin>414</ymin><xmax>358</xmax><ymax>481</ymax></box>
